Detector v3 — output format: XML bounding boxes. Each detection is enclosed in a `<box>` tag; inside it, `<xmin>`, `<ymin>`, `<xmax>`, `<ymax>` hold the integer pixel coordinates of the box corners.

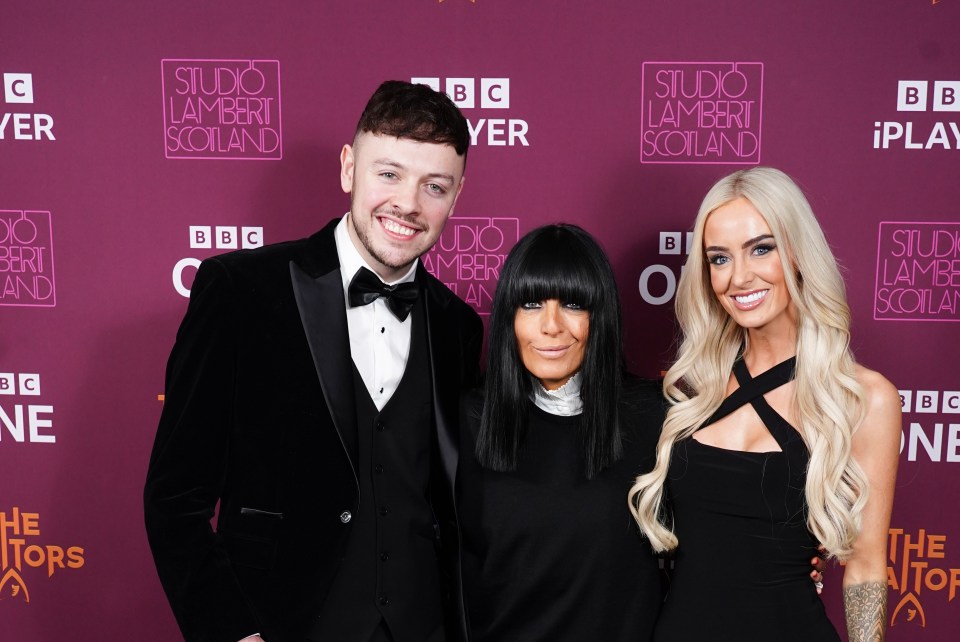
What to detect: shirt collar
<box><xmin>335</xmin><ymin>214</ymin><xmax>419</xmax><ymax>295</ymax></box>
<box><xmin>531</xmin><ymin>372</ymin><xmax>583</xmax><ymax>416</ymax></box>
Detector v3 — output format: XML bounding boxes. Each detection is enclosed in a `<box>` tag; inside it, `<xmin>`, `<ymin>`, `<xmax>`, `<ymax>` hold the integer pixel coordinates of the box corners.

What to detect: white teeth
<box><xmin>382</xmin><ymin>219</ymin><xmax>416</xmax><ymax>236</ymax></box>
<box><xmin>734</xmin><ymin>290</ymin><xmax>767</xmax><ymax>304</ymax></box>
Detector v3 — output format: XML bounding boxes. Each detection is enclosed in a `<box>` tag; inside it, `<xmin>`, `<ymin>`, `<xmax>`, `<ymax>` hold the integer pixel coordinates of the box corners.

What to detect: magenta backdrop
<box><xmin>2</xmin><ymin>1</ymin><xmax>958</xmax><ymax>640</ymax></box>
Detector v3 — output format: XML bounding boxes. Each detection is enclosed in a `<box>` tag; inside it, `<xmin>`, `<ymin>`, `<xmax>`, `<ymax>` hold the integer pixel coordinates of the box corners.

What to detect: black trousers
<box><xmin>308</xmin><ymin>618</ymin><xmax>444</xmax><ymax>642</ymax></box>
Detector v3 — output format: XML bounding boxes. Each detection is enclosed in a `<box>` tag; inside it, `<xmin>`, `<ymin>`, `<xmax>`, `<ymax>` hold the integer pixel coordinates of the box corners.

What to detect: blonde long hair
<box><xmin>628</xmin><ymin>167</ymin><xmax>869</xmax><ymax>560</ymax></box>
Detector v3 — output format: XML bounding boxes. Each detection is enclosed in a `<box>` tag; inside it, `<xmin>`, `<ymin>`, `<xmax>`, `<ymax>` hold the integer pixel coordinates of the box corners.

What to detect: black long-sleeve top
<box><xmin>458</xmin><ymin>379</ymin><xmax>665</xmax><ymax>642</ymax></box>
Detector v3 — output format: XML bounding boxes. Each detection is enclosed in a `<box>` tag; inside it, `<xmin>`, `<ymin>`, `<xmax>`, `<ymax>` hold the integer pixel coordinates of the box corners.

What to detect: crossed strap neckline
<box><xmin>699</xmin><ymin>356</ymin><xmax>798</xmax><ymax>452</ymax></box>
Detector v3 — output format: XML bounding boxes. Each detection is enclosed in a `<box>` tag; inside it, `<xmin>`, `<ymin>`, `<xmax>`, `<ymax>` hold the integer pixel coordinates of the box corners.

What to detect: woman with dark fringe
<box><xmin>457</xmin><ymin>224</ymin><xmax>664</xmax><ymax>641</ymax></box>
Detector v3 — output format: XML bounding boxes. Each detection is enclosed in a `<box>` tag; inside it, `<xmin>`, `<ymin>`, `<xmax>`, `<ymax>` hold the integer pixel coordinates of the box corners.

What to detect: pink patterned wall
<box><xmin>2</xmin><ymin>1</ymin><xmax>958</xmax><ymax>639</ymax></box>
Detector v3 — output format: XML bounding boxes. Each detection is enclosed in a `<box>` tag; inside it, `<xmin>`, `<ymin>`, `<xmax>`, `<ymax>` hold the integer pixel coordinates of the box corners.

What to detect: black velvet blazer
<box><xmin>144</xmin><ymin>218</ymin><xmax>483</xmax><ymax>642</ymax></box>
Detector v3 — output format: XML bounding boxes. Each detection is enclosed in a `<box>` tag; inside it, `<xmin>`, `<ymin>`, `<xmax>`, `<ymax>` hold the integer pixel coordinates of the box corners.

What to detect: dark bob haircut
<box><xmin>477</xmin><ymin>224</ymin><xmax>625</xmax><ymax>479</ymax></box>
<box><xmin>355</xmin><ymin>80</ymin><xmax>470</xmax><ymax>161</ymax></box>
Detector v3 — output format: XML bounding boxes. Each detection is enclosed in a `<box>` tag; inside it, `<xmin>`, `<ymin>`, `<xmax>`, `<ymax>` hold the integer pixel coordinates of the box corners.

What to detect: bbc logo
<box><xmin>3</xmin><ymin>73</ymin><xmax>33</xmax><ymax>103</ymax></box>
<box><xmin>0</xmin><ymin>373</ymin><xmax>41</xmax><ymax>396</ymax></box>
<box><xmin>897</xmin><ymin>80</ymin><xmax>960</xmax><ymax>112</ymax></box>
<box><xmin>189</xmin><ymin>226</ymin><xmax>263</xmax><ymax>250</ymax></box>
<box><xmin>900</xmin><ymin>390</ymin><xmax>960</xmax><ymax>414</ymax></box>
<box><xmin>412</xmin><ymin>77</ymin><xmax>510</xmax><ymax>109</ymax></box>
<box><xmin>659</xmin><ymin>232</ymin><xmax>694</xmax><ymax>256</ymax></box>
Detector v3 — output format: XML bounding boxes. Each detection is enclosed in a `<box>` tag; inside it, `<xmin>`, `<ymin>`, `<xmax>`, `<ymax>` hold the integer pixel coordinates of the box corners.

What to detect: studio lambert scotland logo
<box><xmin>162</xmin><ymin>59</ymin><xmax>282</xmax><ymax>160</ymax></box>
<box><xmin>422</xmin><ymin>217</ymin><xmax>519</xmax><ymax>315</ymax></box>
<box><xmin>641</xmin><ymin>62</ymin><xmax>763</xmax><ymax>164</ymax></box>
<box><xmin>0</xmin><ymin>210</ymin><xmax>55</xmax><ymax>307</ymax></box>
<box><xmin>874</xmin><ymin>222</ymin><xmax>960</xmax><ymax>321</ymax></box>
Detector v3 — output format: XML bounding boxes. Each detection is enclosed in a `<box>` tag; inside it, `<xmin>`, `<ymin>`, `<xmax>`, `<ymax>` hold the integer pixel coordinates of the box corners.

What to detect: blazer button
<box><xmin>339</xmin><ymin>511</ymin><xmax>352</xmax><ymax>524</ymax></box>
<box><xmin>376</xmin><ymin>422</ymin><xmax>386</xmax><ymax>432</ymax></box>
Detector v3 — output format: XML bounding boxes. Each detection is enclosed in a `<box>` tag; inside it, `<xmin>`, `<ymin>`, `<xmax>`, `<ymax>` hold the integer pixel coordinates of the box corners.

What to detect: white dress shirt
<box><xmin>335</xmin><ymin>215</ymin><xmax>418</xmax><ymax>411</ymax></box>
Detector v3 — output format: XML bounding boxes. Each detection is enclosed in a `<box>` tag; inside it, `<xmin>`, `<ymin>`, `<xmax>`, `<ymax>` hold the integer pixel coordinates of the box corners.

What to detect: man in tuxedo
<box><xmin>144</xmin><ymin>81</ymin><xmax>483</xmax><ymax>642</ymax></box>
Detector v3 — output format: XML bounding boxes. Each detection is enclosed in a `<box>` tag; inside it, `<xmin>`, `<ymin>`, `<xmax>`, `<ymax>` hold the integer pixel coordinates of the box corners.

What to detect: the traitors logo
<box><xmin>422</xmin><ymin>217</ymin><xmax>519</xmax><ymax>315</ymax></box>
<box><xmin>0</xmin><ymin>507</ymin><xmax>84</xmax><ymax>603</ymax></box>
<box><xmin>641</xmin><ymin>62</ymin><xmax>763</xmax><ymax>164</ymax></box>
<box><xmin>887</xmin><ymin>528</ymin><xmax>960</xmax><ymax>629</ymax></box>
<box><xmin>162</xmin><ymin>59</ymin><xmax>282</xmax><ymax>160</ymax></box>
<box><xmin>0</xmin><ymin>210</ymin><xmax>55</xmax><ymax>307</ymax></box>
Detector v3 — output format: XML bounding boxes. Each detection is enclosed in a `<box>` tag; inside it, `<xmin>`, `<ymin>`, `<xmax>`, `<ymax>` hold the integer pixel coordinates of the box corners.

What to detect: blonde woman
<box><xmin>629</xmin><ymin>167</ymin><xmax>900</xmax><ymax>642</ymax></box>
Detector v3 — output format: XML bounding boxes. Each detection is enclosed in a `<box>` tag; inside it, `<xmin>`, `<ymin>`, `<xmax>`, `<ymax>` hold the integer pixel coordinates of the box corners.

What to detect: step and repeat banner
<box><xmin>2</xmin><ymin>1</ymin><xmax>958</xmax><ymax>639</ymax></box>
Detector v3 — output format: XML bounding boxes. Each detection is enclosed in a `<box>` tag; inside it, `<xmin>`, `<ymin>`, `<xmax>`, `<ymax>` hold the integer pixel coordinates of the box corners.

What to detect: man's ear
<box><xmin>340</xmin><ymin>144</ymin><xmax>355</xmax><ymax>194</ymax></box>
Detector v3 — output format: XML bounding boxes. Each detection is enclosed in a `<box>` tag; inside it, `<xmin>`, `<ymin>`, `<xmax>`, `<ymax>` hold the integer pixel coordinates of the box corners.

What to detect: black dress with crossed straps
<box><xmin>652</xmin><ymin>357</ymin><xmax>841</xmax><ymax>642</ymax></box>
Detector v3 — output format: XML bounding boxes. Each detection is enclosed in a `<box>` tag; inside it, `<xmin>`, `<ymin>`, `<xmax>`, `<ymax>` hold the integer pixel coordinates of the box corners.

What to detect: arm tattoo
<box><xmin>844</xmin><ymin>581</ymin><xmax>887</xmax><ymax>642</ymax></box>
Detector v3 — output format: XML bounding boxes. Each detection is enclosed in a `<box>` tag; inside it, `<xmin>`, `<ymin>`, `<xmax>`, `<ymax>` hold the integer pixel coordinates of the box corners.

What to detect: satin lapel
<box><xmin>422</xmin><ymin>284</ymin><xmax>459</xmax><ymax>485</ymax></box>
<box><xmin>289</xmin><ymin>261</ymin><xmax>359</xmax><ymax>473</ymax></box>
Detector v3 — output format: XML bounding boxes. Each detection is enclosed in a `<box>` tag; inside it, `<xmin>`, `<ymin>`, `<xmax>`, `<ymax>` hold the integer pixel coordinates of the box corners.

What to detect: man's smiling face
<box><xmin>341</xmin><ymin>132</ymin><xmax>465</xmax><ymax>282</ymax></box>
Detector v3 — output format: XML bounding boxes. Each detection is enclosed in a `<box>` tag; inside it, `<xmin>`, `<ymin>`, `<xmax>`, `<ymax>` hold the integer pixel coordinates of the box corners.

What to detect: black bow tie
<box><xmin>348</xmin><ymin>267</ymin><xmax>419</xmax><ymax>322</ymax></box>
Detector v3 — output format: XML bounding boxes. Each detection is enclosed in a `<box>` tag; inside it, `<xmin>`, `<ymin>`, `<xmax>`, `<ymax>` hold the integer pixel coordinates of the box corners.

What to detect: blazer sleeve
<box><xmin>144</xmin><ymin>258</ymin><xmax>261</xmax><ymax>642</ymax></box>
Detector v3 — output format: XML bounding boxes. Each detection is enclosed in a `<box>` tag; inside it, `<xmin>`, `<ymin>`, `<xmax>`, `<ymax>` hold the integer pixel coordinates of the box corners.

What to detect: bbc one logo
<box><xmin>0</xmin><ymin>210</ymin><xmax>56</xmax><ymax>308</ymax></box>
<box><xmin>873</xmin><ymin>80</ymin><xmax>960</xmax><ymax>150</ymax></box>
<box><xmin>0</xmin><ymin>507</ymin><xmax>84</xmax><ymax>604</ymax></box>
<box><xmin>172</xmin><ymin>225</ymin><xmax>264</xmax><ymax>297</ymax></box>
<box><xmin>162</xmin><ymin>59</ymin><xmax>282</xmax><ymax>160</ymax></box>
<box><xmin>422</xmin><ymin>217</ymin><xmax>519</xmax><ymax>315</ymax></box>
<box><xmin>641</xmin><ymin>62</ymin><xmax>763</xmax><ymax>164</ymax></box>
<box><xmin>898</xmin><ymin>389</ymin><xmax>960</xmax><ymax>463</ymax></box>
<box><xmin>1</xmin><ymin>74</ymin><xmax>55</xmax><ymax>141</ymax></box>
<box><xmin>874</xmin><ymin>222</ymin><xmax>959</xmax><ymax>321</ymax></box>
<box><xmin>0</xmin><ymin>373</ymin><xmax>54</xmax><ymax>444</ymax></box>
<box><xmin>411</xmin><ymin>77</ymin><xmax>529</xmax><ymax>147</ymax></box>
<box><xmin>634</xmin><ymin>231</ymin><xmax>693</xmax><ymax>305</ymax></box>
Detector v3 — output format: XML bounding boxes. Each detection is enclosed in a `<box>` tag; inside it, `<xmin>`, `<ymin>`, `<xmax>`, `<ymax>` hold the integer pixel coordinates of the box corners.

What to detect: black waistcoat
<box><xmin>312</xmin><ymin>300</ymin><xmax>443</xmax><ymax>641</ymax></box>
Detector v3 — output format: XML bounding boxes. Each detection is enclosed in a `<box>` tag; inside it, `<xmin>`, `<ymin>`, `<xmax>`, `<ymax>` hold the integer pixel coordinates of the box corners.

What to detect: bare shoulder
<box><xmin>853</xmin><ymin>365</ymin><xmax>902</xmax><ymax>440</ymax></box>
